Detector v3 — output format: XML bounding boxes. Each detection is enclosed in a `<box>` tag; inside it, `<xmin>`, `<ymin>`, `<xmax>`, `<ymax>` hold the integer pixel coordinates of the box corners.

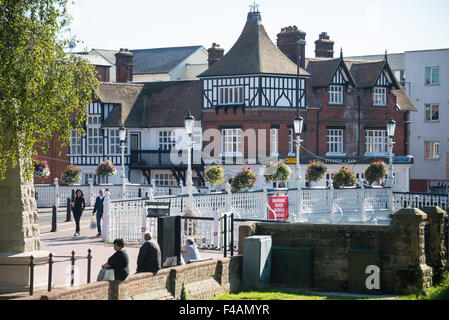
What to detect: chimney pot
<box><xmin>207</xmin><ymin>42</ymin><xmax>225</xmax><ymax>68</ymax></box>
<box><xmin>277</xmin><ymin>26</ymin><xmax>306</xmax><ymax>69</ymax></box>
<box><xmin>315</xmin><ymin>32</ymin><xmax>334</xmax><ymax>58</ymax></box>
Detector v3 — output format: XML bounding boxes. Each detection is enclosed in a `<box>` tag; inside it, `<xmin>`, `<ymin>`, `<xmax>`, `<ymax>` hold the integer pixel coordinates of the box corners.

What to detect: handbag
<box><xmin>97</xmin><ymin>268</ymin><xmax>115</xmax><ymax>282</ymax></box>
<box><xmin>90</xmin><ymin>215</ymin><xmax>97</xmax><ymax>229</ymax></box>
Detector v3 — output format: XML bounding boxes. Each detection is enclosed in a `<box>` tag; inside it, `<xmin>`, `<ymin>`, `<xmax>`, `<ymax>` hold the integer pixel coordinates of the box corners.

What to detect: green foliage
<box><xmin>332</xmin><ymin>167</ymin><xmax>357</xmax><ymax>188</ymax></box>
<box><xmin>180</xmin><ymin>283</ymin><xmax>188</xmax><ymax>300</ymax></box>
<box><xmin>364</xmin><ymin>160</ymin><xmax>387</xmax><ymax>185</ymax></box>
<box><xmin>231</xmin><ymin>167</ymin><xmax>257</xmax><ymax>193</ymax></box>
<box><xmin>0</xmin><ymin>0</ymin><xmax>99</xmax><ymax>180</ymax></box>
<box><xmin>204</xmin><ymin>165</ymin><xmax>224</xmax><ymax>186</ymax></box>
<box><xmin>96</xmin><ymin>160</ymin><xmax>117</xmax><ymax>177</ymax></box>
<box><xmin>61</xmin><ymin>164</ymin><xmax>81</xmax><ymax>185</ymax></box>
<box><xmin>263</xmin><ymin>161</ymin><xmax>291</xmax><ymax>183</ymax></box>
<box><xmin>305</xmin><ymin>160</ymin><xmax>328</xmax><ymax>183</ymax></box>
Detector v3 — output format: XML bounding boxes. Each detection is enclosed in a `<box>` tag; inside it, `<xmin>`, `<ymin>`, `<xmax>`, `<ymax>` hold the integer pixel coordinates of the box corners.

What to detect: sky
<box><xmin>67</xmin><ymin>0</ymin><xmax>449</xmax><ymax>57</ymax></box>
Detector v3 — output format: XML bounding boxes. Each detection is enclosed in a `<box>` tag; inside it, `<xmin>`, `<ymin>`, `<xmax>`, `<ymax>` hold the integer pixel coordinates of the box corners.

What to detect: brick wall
<box><xmin>18</xmin><ymin>256</ymin><xmax>242</xmax><ymax>300</ymax></box>
<box><xmin>241</xmin><ymin>207</ymin><xmax>447</xmax><ymax>294</ymax></box>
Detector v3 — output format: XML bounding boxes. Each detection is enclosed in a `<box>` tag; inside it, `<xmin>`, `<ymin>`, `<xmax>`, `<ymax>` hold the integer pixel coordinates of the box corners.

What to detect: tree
<box><xmin>0</xmin><ymin>0</ymin><xmax>98</xmax><ymax>180</ymax></box>
<box><xmin>0</xmin><ymin>0</ymin><xmax>98</xmax><ymax>254</ymax></box>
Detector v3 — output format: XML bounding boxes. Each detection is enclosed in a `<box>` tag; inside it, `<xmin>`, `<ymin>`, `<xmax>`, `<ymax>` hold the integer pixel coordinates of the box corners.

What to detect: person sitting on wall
<box><xmin>102</xmin><ymin>238</ymin><xmax>129</xmax><ymax>281</ymax></box>
<box><xmin>136</xmin><ymin>232</ymin><xmax>162</xmax><ymax>274</ymax></box>
<box><xmin>181</xmin><ymin>238</ymin><xmax>201</xmax><ymax>264</ymax></box>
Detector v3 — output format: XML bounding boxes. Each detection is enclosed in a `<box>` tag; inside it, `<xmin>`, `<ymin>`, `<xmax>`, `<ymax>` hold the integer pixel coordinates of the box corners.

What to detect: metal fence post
<box><xmin>29</xmin><ymin>256</ymin><xmax>34</xmax><ymax>296</ymax></box>
<box><xmin>51</xmin><ymin>205</ymin><xmax>57</xmax><ymax>232</ymax></box>
<box><xmin>230</xmin><ymin>213</ymin><xmax>234</xmax><ymax>257</ymax></box>
<box><xmin>223</xmin><ymin>213</ymin><xmax>227</xmax><ymax>258</ymax></box>
<box><xmin>71</xmin><ymin>251</ymin><xmax>76</xmax><ymax>287</ymax></box>
<box><xmin>66</xmin><ymin>197</ymin><xmax>72</xmax><ymax>222</ymax></box>
<box><xmin>87</xmin><ymin>249</ymin><xmax>92</xmax><ymax>284</ymax></box>
<box><xmin>48</xmin><ymin>253</ymin><xmax>53</xmax><ymax>292</ymax></box>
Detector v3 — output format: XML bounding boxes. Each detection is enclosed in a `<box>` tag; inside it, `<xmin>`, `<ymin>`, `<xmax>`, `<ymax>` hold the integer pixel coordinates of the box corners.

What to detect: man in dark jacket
<box><xmin>93</xmin><ymin>189</ymin><xmax>105</xmax><ymax>237</ymax></box>
<box><xmin>136</xmin><ymin>233</ymin><xmax>162</xmax><ymax>273</ymax></box>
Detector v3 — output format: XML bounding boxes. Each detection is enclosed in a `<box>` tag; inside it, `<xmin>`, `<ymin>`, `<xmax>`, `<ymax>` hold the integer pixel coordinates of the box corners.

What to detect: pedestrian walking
<box><xmin>102</xmin><ymin>238</ymin><xmax>129</xmax><ymax>281</ymax></box>
<box><xmin>72</xmin><ymin>189</ymin><xmax>85</xmax><ymax>237</ymax></box>
<box><xmin>93</xmin><ymin>189</ymin><xmax>105</xmax><ymax>237</ymax></box>
<box><xmin>136</xmin><ymin>232</ymin><xmax>162</xmax><ymax>274</ymax></box>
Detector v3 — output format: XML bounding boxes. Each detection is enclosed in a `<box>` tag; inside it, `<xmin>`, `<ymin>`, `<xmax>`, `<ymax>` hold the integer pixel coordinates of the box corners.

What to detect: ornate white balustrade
<box><xmin>393</xmin><ymin>192</ymin><xmax>449</xmax><ymax>210</ymax></box>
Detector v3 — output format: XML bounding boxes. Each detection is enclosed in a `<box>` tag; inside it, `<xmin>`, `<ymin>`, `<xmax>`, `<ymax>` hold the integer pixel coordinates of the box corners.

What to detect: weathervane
<box><xmin>249</xmin><ymin>1</ymin><xmax>260</xmax><ymax>12</ymax></box>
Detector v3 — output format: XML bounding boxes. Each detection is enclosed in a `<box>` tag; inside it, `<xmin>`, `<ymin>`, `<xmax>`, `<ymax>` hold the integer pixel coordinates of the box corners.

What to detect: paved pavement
<box><xmin>37</xmin><ymin>210</ymin><xmax>224</xmax><ymax>292</ymax></box>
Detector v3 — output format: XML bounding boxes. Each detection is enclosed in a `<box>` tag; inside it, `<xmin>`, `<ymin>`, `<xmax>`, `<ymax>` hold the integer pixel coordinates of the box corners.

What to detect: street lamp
<box><xmin>386</xmin><ymin>119</ymin><xmax>396</xmax><ymax>187</ymax></box>
<box><xmin>294</xmin><ymin>114</ymin><xmax>304</xmax><ymax>189</ymax></box>
<box><xmin>119</xmin><ymin>126</ymin><xmax>127</xmax><ymax>196</ymax></box>
<box><xmin>184</xmin><ymin>111</ymin><xmax>195</xmax><ymax>212</ymax></box>
<box><xmin>296</xmin><ymin>39</ymin><xmax>306</xmax><ymax>107</ymax></box>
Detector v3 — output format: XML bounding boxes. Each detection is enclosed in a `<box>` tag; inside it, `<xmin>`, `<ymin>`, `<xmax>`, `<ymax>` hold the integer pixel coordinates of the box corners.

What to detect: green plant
<box><xmin>364</xmin><ymin>159</ymin><xmax>387</xmax><ymax>185</ymax></box>
<box><xmin>231</xmin><ymin>167</ymin><xmax>257</xmax><ymax>193</ymax></box>
<box><xmin>204</xmin><ymin>165</ymin><xmax>225</xmax><ymax>186</ymax></box>
<box><xmin>33</xmin><ymin>158</ymin><xmax>50</xmax><ymax>178</ymax></box>
<box><xmin>332</xmin><ymin>167</ymin><xmax>357</xmax><ymax>188</ymax></box>
<box><xmin>0</xmin><ymin>0</ymin><xmax>99</xmax><ymax>180</ymax></box>
<box><xmin>61</xmin><ymin>165</ymin><xmax>82</xmax><ymax>186</ymax></box>
<box><xmin>263</xmin><ymin>161</ymin><xmax>292</xmax><ymax>183</ymax></box>
<box><xmin>305</xmin><ymin>160</ymin><xmax>328</xmax><ymax>183</ymax></box>
<box><xmin>180</xmin><ymin>283</ymin><xmax>188</xmax><ymax>300</ymax></box>
<box><xmin>96</xmin><ymin>160</ymin><xmax>117</xmax><ymax>177</ymax></box>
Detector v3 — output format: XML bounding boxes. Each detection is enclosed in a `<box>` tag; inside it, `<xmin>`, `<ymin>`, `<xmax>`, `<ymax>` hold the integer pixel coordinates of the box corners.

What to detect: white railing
<box><xmin>393</xmin><ymin>192</ymin><xmax>449</xmax><ymax>210</ymax></box>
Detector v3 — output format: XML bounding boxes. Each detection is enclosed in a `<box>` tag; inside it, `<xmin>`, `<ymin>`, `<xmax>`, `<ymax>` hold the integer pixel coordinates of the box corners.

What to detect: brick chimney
<box><xmin>315</xmin><ymin>32</ymin><xmax>334</xmax><ymax>58</ymax></box>
<box><xmin>207</xmin><ymin>43</ymin><xmax>225</xmax><ymax>68</ymax></box>
<box><xmin>276</xmin><ymin>26</ymin><xmax>306</xmax><ymax>69</ymax></box>
<box><xmin>115</xmin><ymin>48</ymin><xmax>134</xmax><ymax>83</ymax></box>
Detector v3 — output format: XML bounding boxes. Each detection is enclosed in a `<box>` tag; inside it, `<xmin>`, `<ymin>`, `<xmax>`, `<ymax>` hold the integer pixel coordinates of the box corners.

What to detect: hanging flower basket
<box><xmin>204</xmin><ymin>165</ymin><xmax>225</xmax><ymax>187</ymax></box>
<box><xmin>305</xmin><ymin>160</ymin><xmax>328</xmax><ymax>183</ymax></box>
<box><xmin>61</xmin><ymin>165</ymin><xmax>82</xmax><ymax>186</ymax></box>
<box><xmin>231</xmin><ymin>167</ymin><xmax>257</xmax><ymax>193</ymax></box>
<box><xmin>332</xmin><ymin>167</ymin><xmax>357</xmax><ymax>188</ymax></box>
<box><xmin>33</xmin><ymin>158</ymin><xmax>50</xmax><ymax>178</ymax></box>
<box><xmin>365</xmin><ymin>159</ymin><xmax>387</xmax><ymax>185</ymax></box>
<box><xmin>263</xmin><ymin>161</ymin><xmax>292</xmax><ymax>183</ymax></box>
<box><xmin>96</xmin><ymin>160</ymin><xmax>117</xmax><ymax>177</ymax></box>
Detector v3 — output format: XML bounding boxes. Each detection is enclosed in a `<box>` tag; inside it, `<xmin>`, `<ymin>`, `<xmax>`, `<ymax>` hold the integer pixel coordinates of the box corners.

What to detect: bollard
<box><xmin>71</xmin><ymin>251</ymin><xmax>76</xmax><ymax>287</ymax></box>
<box><xmin>51</xmin><ymin>206</ymin><xmax>57</xmax><ymax>232</ymax></box>
<box><xmin>65</xmin><ymin>197</ymin><xmax>72</xmax><ymax>222</ymax></box>
<box><xmin>138</xmin><ymin>188</ymin><xmax>142</xmax><ymax>198</ymax></box>
<box><xmin>29</xmin><ymin>256</ymin><xmax>34</xmax><ymax>296</ymax></box>
<box><xmin>48</xmin><ymin>253</ymin><xmax>53</xmax><ymax>292</ymax></box>
<box><xmin>87</xmin><ymin>249</ymin><xmax>92</xmax><ymax>284</ymax></box>
<box><xmin>71</xmin><ymin>189</ymin><xmax>75</xmax><ymax>202</ymax></box>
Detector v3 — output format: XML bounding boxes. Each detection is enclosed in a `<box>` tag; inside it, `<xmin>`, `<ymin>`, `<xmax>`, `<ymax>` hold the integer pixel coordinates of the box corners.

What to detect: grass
<box><xmin>214</xmin><ymin>289</ymin><xmax>376</xmax><ymax>300</ymax></box>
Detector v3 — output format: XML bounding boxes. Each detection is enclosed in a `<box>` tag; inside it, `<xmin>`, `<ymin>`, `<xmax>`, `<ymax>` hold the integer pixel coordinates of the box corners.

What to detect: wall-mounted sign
<box><xmin>268</xmin><ymin>196</ymin><xmax>289</xmax><ymax>220</ymax></box>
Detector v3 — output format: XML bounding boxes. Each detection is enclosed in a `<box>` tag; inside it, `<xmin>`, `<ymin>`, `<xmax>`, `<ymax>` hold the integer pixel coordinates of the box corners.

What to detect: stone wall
<box><xmin>17</xmin><ymin>256</ymin><xmax>242</xmax><ymax>300</ymax></box>
<box><xmin>242</xmin><ymin>207</ymin><xmax>447</xmax><ymax>294</ymax></box>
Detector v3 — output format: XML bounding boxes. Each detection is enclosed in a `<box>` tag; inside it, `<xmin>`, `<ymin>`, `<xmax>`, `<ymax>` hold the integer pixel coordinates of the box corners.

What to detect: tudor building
<box><xmin>199</xmin><ymin>9</ymin><xmax>416</xmax><ymax>192</ymax></box>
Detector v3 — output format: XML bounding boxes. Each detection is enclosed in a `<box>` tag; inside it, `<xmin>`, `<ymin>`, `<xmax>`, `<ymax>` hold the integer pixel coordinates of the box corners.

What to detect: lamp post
<box><xmin>294</xmin><ymin>114</ymin><xmax>304</xmax><ymax>188</ymax></box>
<box><xmin>119</xmin><ymin>126</ymin><xmax>127</xmax><ymax>197</ymax></box>
<box><xmin>184</xmin><ymin>111</ymin><xmax>195</xmax><ymax>212</ymax></box>
<box><xmin>386</xmin><ymin>118</ymin><xmax>396</xmax><ymax>188</ymax></box>
<box><xmin>296</xmin><ymin>39</ymin><xmax>306</xmax><ymax>107</ymax></box>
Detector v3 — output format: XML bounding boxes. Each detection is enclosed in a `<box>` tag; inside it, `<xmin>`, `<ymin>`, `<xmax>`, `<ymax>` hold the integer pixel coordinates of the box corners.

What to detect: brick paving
<box><xmin>38</xmin><ymin>215</ymin><xmax>224</xmax><ymax>291</ymax></box>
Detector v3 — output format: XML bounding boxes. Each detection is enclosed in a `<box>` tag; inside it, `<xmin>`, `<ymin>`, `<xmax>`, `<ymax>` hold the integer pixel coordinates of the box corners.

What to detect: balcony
<box><xmin>130</xmin><ymin>150</ymin><xmax>203</xmax><ymax>170</ymax></box>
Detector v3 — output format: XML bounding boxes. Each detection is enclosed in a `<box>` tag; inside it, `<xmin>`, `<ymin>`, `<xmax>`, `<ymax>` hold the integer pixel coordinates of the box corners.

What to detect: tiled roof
<box><xmin>199</xmin><ymin>12</ymin><xmax>309</xmax><ymax>77</ymax></box>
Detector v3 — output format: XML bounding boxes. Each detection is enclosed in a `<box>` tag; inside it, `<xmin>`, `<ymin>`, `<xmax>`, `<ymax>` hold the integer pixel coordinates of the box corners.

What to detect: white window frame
<box><xmin>270</xmin><ymin>128</ymin><xmax>279</xmax><ymax>156</ymax></box>
<box><xmin>326</xmin><ymin>129</ymin><xmax>345</xmax><ymax>156</ymax></box>
<box><xmin>219</xmin><ymin>86</ymin><xmax>244</xmax><ymax>105</ymax></box>
<box><xmin>373</xmin><ymin>87</ymin><xmax>387</xmax><ymax>106</ymax></box>
<box><xmin>221</xmin><ymin>128</ymin><xmax>243</xmax><ymax>157</ymax></box>
<box><xmin>158</xmin><ymin>131</ymin><xmax>176</xmax><ymax>151</ymax></box>
<box><xmin>84</xmin><ymin>173</ymin><xmax>108</xmax><ymax>185</ymax></box>
<box><xmin>153</xmin><ymin>172</ymin><xmax>177</xmax><ymax>186</ymax></box>
<box><xmin>328</xmin><ymin>85</ymin><xmax>344</xmax><ymax>105</ymax></box>
<box><xmin>425</xmin><ymin>66</ymin><xmax>440</xmax><ymax>85</ymax></box>
<box><xmin>425</xmin><ymin>141</ymin><xmax>439</xmax><ymax>160</ymax></box>
<box><xmin>425</xmin><ymin>104</ymin><xmax>439</xmax><ymax>122</ymax></box>
<box><xmin>70</xmin><ymin>130</ymin><xmax>82</xmax><ymax>155</ymax></box>
<box><xmin>288</xmin><ymin>128</ymin><xmax>295</xmax><ymax>156</ymax></box>
<box><xmin>87</xmin><ymin>115</ymin><xmax>103</xmax><ymax>155</ymax></box>
<box><xmin>365</xmin><ymin>130</ymin><xmax>388</xmax><ymax>156</ymax></box>
<box><xmin>109</xmin><ymin>130</ymin><xmax>121</xmax><ymax>154</ymax></box>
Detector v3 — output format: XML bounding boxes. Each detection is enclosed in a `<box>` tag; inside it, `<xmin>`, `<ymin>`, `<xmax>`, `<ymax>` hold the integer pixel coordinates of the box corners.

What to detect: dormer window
<box><xmin>373</xmin><ymin>87</ymin><xmax>387</xmax><ymax>106</ymax></box>
<box><xmin>328</xmin><ymin>85</ymin><xmax>343</xmax><ymax>105</ymax></box>
<box><xmin>219</xmin><ymin>86</ymin><xmax>244</xmax><ymax>105</ymax></box>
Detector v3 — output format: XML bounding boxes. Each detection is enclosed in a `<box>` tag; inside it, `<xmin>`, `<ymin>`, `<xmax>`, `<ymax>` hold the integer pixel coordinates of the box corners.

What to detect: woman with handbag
<box><xmin>72</xmin><ymin>189</ymin><xmax>85</xmax><ymax>237</ymax></box>
<box><xmin>101</xmin><ymin>238</ymin><xmax>129</xmax><ymax>281</ymax></box>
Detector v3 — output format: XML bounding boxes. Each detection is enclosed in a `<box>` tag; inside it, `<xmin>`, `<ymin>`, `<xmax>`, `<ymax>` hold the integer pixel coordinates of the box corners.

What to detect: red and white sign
<box><xmin>268</xmin><ymin>196</ymin><xmax>289</xmax><ymax>220</ymax></box>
